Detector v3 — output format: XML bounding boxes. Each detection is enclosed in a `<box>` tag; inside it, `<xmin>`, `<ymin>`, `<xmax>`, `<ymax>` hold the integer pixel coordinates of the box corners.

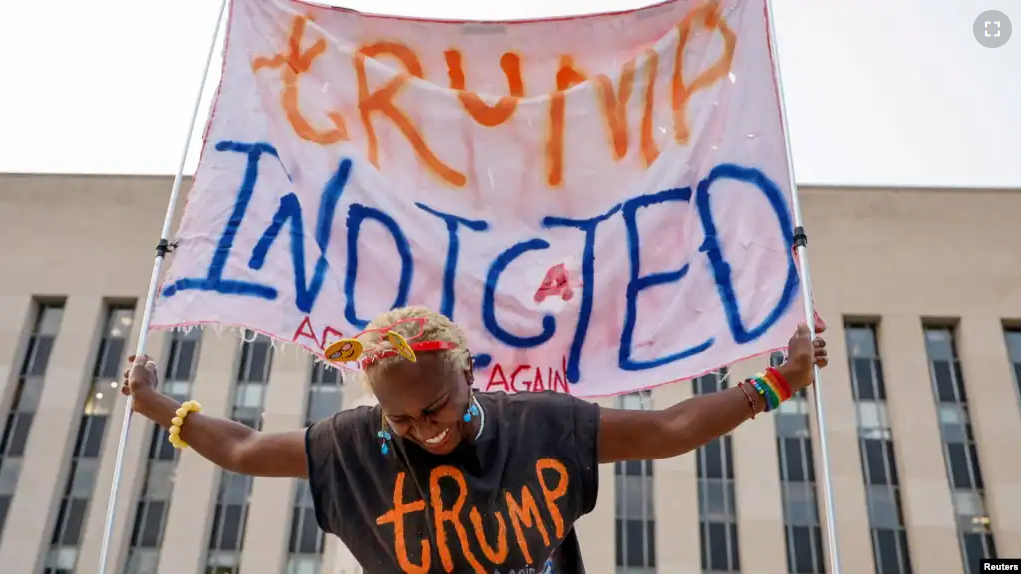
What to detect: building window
<box><xmin>124</xmin><ymin>329</ymin><xmax>202</xmax><ymax>574</ymax></box>
<box><xmin>924</xmin><ymin>326</ymin><xmax>996</xmax><ymax>573</ymax></box>
<box><xmin>613</xmin><ymin>390</ymin><xmax>655</xmax><ymax>574</ymax></box>
<box><xmin>846</xmin><ymin>324</ymin><xmax>912</xmax><ymax>574</ymax></box>
<box><xmin>286</xmin><ymin>362</ymin><xmax>343</xmax><ymax>574</ymax></box>
<box><xmin>0</xmin><ymin>302</ymin><xmax>64</xmax><ymax>537</ymax></box>
<box><xmin>303</xmin><ymin>362</ymin><xmax>343</xmax><ymax>426</ymax></box>
<box><xmin>287</xmin><ymin>486</ymin><xmax>323</xmax><ymax>574</ymax></box>
<box><xmin>694</xmin><ymin>371</ymin><xmax>739</xmax><ymax>573</ymax></box>
<box><xmin>1006</xmin><ymin>328</ymin><xmax>1021</xmax><ymax>410</ymax></box>
<box><xmin>772</xmin><ymin>353</ymin><xmax>826</xmax><ymax>573</ymax></box>
<box><xmin>43</xmin><ymin>304</ymin><xmax>134</xmax><ymax>574</ymax></box>
<box><xmin>206</xmin><ymin>333</ymin><xmax>272</xmax><ymax>574</ymax></box>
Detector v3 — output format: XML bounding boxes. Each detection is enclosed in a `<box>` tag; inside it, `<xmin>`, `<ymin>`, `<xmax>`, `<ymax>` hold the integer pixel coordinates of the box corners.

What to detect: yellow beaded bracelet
<box><xmin>168</xmin><ymin>400</ymin><xmax>202</xmax><ymax>449</ymax></box>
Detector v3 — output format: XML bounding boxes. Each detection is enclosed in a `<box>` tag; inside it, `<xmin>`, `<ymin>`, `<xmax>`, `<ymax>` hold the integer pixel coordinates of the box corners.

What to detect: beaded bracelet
<box><xmin>737</xmin><ymin>381</ymin><xmax>757</xmax><ymax>419</ymax></box>
<box><xmin>749</xmin><ymin>378</ymin><xmax>777</xmax><ymax>412</ymax></box>
<box><xmin>747</xmin><ymin>367</ymin><xmax>794</xmax><ymax>413</ymax></box>
<box><xmin>168</xmin><ymin>400</ymin><xmax>202</xmax><ymax>449</ymax></box>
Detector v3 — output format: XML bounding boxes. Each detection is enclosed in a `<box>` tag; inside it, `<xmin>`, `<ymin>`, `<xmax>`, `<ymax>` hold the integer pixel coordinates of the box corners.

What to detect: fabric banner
<box><xmin>151</xmin><ymin>0</ymin><xmax>805</xmax><ymax>397</ymax></box>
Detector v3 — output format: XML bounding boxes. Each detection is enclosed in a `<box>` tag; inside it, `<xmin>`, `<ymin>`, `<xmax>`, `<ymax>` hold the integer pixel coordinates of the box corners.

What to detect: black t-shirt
<box><xmin>305</xmin><ymin>390</ymin><xmax>601</xmax><ymax>574</ymax></box>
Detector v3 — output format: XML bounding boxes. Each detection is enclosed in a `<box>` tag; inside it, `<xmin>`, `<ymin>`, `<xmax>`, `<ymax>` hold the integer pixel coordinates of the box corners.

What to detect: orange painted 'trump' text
<box><xmin>251</xmin><ymin>2</ymin><xmax>736</xmax><ymax>188</ymax></box>
<box><xmin>375</xmin><ymin>459</ymin><xmax>570</xmax><ymax>573</ymax></box>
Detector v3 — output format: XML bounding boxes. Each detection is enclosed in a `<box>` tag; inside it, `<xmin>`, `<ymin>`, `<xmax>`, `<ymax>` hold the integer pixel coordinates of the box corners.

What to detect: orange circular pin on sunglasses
<box><xmin>324</xmin><ymin>338</ymin><xmax>363</xmax><ymax>362</ymax></box>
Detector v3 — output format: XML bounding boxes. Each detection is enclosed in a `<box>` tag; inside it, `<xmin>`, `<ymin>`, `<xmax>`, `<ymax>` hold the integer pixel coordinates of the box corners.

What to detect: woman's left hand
<box><xmin>776</xmin><ymin>322</ymin><xmax>829</xmax><ymax>392</ymax></box>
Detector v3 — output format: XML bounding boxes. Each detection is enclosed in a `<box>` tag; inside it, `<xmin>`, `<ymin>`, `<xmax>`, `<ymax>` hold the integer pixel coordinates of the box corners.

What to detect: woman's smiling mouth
<box><xmin>423</xmin><ymin>428</ymin><xmax>450</xmax><ymax>446</ymax></box>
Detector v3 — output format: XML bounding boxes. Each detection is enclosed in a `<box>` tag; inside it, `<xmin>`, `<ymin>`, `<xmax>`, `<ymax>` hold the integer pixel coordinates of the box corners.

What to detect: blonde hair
<box><xmin>358</xmin><ymin>306</ymin><xmax>470</xmax><ymax>392</ymax></box>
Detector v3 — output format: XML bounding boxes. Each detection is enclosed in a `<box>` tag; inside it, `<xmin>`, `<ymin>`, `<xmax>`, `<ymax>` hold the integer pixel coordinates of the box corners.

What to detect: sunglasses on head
<box><xmin>323</xmin><ymin>317</ymin><xmax>458</xmax><ymax>368</ymax></box>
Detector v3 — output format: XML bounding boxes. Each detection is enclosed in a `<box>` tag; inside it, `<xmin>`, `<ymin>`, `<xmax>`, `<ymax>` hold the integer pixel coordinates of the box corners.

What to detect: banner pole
<box><xmin>764</xmin><ymin>1</ymin><xmax>843</xmax><ymax>573</ymax></box>
<box><xmin>96</xmin><ymin>0</ymin><xmax>230</xmax><ymax>571</ymax></box>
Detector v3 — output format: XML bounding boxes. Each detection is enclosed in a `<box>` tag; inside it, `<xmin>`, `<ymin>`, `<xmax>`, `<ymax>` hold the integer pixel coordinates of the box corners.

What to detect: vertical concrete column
<box><xmin>156</xmin><ymin>333</ymin><xmax>241</xmax><ymax>574</ymax></box>
<box><xmin>956</xmin><ymin>315</ymin><xmax>1021</xmax><ymax>556</ymax></box>
<box><xmin>239</xmin><ymin>347</ymin><xmax>312</xmax><ymax>574</ymax></box>
<box><xmin>0</xmin><ymin>295</ymin><xmax>33</xmax><ymax>418</ymax></box>
<box><xmin>651</xmin><ymin>380</ymin><xmax>701</xmax><ymax>572</ymax></box>
<box><xmin>729</xmin><ymin>359</ymin><xmax>787</xmax><ymax>574</ymax></box>
<box><xmin>0</xmin><ymin>296</ymin><xmax>104</xmax><ymax>572</ymax></box>
<box><xmin>880</xmin><ymin>314</ymin><xmax>963</xmax><ymax>573</ymax></box>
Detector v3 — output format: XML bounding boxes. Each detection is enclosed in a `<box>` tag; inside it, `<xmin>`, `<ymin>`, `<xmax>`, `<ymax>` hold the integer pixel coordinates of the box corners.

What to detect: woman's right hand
<box><xmin>120</xmin><ymin>354</ymin><xmax>160</xmax><ymax>406</ymax></box>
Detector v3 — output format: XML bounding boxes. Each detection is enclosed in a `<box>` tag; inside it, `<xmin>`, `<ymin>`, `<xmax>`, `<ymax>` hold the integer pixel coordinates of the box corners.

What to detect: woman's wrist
<box><xmin>743</xmin><ymin>368</ymin><xmax>792</xmax><ymax>414</ymax></box>
<box><xmin>751</xmin><ymin>387</ymin><xmax>766</xmax><ymax>413</ymax></box>
<box><xmin>131</xmin><ymin>388</ymin><xmax>178</xmax><ymax>428</ymax></box>
<box><xmin>736</xmin><ymin>382</ymin><xmax>766</xmax><ymax>418</ymax></box>
<box><xmin>774</xmin><ymin>361</ymin><xmax>806</xmax><ymax>394</ymax></box>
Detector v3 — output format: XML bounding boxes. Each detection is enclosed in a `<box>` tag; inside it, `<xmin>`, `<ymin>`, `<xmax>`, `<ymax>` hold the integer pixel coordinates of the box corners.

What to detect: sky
<box><xmin>0</xmin><ymin>0</ymin><xmax>1018</xmax><ymax>188</ymax></box>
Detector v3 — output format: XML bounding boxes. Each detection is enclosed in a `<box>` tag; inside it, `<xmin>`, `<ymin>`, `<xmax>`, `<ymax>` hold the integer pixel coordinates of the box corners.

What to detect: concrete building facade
<box><xmin>1</xmin><ymin>173</ymin><xmax>1019</xmax><ymax>574</ymax></box>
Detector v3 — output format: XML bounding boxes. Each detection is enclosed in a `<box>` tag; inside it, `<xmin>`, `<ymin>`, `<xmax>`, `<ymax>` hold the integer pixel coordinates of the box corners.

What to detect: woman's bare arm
<box><xmin>598</xmin><ymin>323</ymin><xmax>827</xmax><ymax>463</ymax></box>
<box><xmin>597</xmin><ymin>385</ymin><xmax>765</xmax><ymax>463</ymax></box>
<box><xmin>128</xmin><ymin>358</ymin><xmax>308</xmax><ymax>478</ymax></box>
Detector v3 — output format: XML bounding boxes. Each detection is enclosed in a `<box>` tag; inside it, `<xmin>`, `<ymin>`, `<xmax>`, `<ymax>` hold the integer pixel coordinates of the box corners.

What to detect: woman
<box><xmin>123</xmin><ymin>306</ymin><xmax>828</xmax><ymax>573</ymax></box>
